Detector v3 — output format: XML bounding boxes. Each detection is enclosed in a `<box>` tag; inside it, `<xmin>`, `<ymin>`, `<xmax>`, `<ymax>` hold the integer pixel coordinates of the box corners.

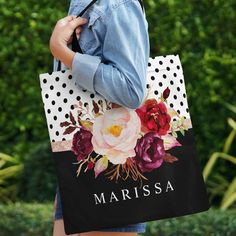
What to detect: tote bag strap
<box><xmin>57</xmin><ymin>0</ymin><xmax>145</xmax><ymax>71</ymax></box>
<box><xmin>71</xmin><ymin>0</ymin><xmax>99</xmax><ymax>53</ymax></box>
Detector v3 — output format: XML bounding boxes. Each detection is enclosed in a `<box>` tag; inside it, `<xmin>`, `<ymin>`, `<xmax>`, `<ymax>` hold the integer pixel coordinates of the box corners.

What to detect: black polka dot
<box><xmin>61</xmin><ymin>70</ymin><xmax>66</xmax><ymax>73</ymax></box>
<box><xmin>62</xmin><ymin>138</ymin><xmax>66</xmax><ymax>141</ymax></box>
<box><xmin>177</xmin><ymin>87</ymin><xmax>180</xmax><ymax>91</ymax></box>
<box><xmin>186</xmin><ymin>108</ymin><xmax>189</xmax><ymax>113</ymax></box>
<box><xmin>148</xmin><ymin>62</ymin><xmax>151</xmax><ymax>67</ymax></box>
<box><xmin>76</xmin><ymin>96</ymin><xmax>81</xmax><ymax>101</ymax></box>
<box><xmin>43</xmin><ymin>79</ymin><xmax>47</xmax><ymax>83</ymax></box>
<box><xmin>50</xmin><ymin>124</ymin><xmax>53</xmax><ymax>129</ymax></box>
<box><xmin>173</xmin><ymin>95</ymin><xmax>177</xmax><ymax>99</ymax></box>
<box><xmin>177</xmin><ymin>110</ymin><xmax>180</xmax><ymax>114</ymax></box>
<box><xmin>53</xmin><ymin>116</ymin><xmax>57</xmax><ymax>121</ymax></box>
<box><xmin>55</xmin><ymin>77</ymin><xmax>60</xmax><ymax>82</ymax></box>
<box><xmin>51</xmin><ymin>100</ymin><xmax>55</xmax><ymax>105</ymax></box>
<box><xmin>65</xmin><ymin>114</ymin><xmax>69</xmax><ymax>118</ymax></box>
<box><xmin>146</xmin><ymin>84</ymin><xmax>150</xmax><ymax>89</ymax></box>
<box><xmin>90</xmin><ymin>93</ymin><xmax>95</xmax><ymax>98</ymax></box>
<box><xmin>180</xmin><ymin>101</ymin><xmax>183</xmax><ymax>106</ymax></box>
<box><xmin>163</xmin><ymin>74</ymin><xmax>167</xmax><ymax>79</ymax></box>
<box><xmin>180</xmin><ymin>79</ymin><xmax>183</xmax><ymax>84</ymax></box>
<box><xmin>69</xmin><ymin>89</ymin><xmax>73</xmax><ymax>94</ymax></box>
<box><xmin>71</xmin><ymin>105</ymin><xmax>74</xmax><ymax>110</ymax></box>
<box><xmin>68</xmin><ymin>75</ymin><xmax>73</xmax><ymax>80</ymax></box>
<box><xmin>159</xmin><ymin>82</ymin><xmax>163</xmax><ymax>87</ymax></box>
<box><xmin>47</xmin><ymin>109</ymin><xmax>51</xmax><ymax>114</ymax></box>
<box><xmin>170</xmin><ymin>80</ymin><xmax>174</xmax><ymax>85</ymax></box>
<box><xmin>58</xmin><ymin>107</ymin><xmax>62</xmax><ymax>112</ymax></box>
<box><xmin>170</xmin><ymin>103</ymin><xmax>173</xmax><ymax>108</ymax></box>
<box><xmin>50</xmin><ymin>85</ymin><xmax>54</xmax><ymax>90</ymax></box>
<box><xmin>84</xmin><ymin>102</ymin><xmax>88</xmax><ymax>107</ymax></box>
<box><xmin>63</xmin><ymin>98</ymin><xmax>68</xmax><ymax>103</ymax></box>
<box><xmin>62</xmin><ymin>83</ymin><xmax>66</xmax><ymax>88</ymax></box>
<box><xmin>45</xmin><ymin>94</ymin><xmax>49</xmax><ymax>99</ymax></box>
<box><xmin>155</xmin><ymin>68</ymin><xmax>159</xmax><ymax>73</ymax></box>
<box><xmin>151</xmin><ymin>76</ymin><xmax>155</xmax><ymax>80</ymax></box>
<box><xmin>154</xmin><ymin>90</ymin><xmax>158</xmax><ymax>95</ymax></box>
<box><xmin>82</xmin><ymin>89</ymin><xmax>87</xmax><ymax>92</ymax></box>
<box><xmin>52</xmin><ymin>139</ymin><xmax>55</xmax><ymax>142</ymax></box>
<box><xmin>57</xmin><ymin>92</ymin><xmax>61</xmax><ymax>96</ymax></box>
<box><xmin>173</xmin><ymin>73</ymin><xmax>177</xmax><ymax>77</ymax></box>
<box><xmin>170</xmin><ymin>59</ymin><xmax>174</xmax><ymax>63</ymax></box>
<box><xmin>166</xmin><ymin>67</ymin><xmax>170</xmax><ymax>71</ymax></box>
<box><xmin>177</xmin><ymin>65</ymin><xmax>180</xmax><ymax>70</ymax></box>
<box><xmin>159</xmin><ymin>61</ymin><xmax>163</xmax><ymax>65</ymax></box>
<box><xmin>56</xmin><ymin>131</ymin><xmax>59</xmax><ymax>136</ymax></box>
<box><xmin>183</xmin><ymin>93</ymin><xmax>186</xmax><ymax>98</ymax></box>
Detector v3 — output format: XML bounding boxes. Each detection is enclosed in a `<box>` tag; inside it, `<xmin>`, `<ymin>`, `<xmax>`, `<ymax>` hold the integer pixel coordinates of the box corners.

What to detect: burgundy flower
<box><xmin>71</xmin><ymin>127</ymin><xmax>93</xmax><ymax>161</ymax></box>
<box><xmin>163</xmin><ymin>87</ymin><xmax>170</xmax><ymax>99</ymax></box>
<box><xmin>132</xmin><ymin>131</ymin><xmax>165</xmax><ymax>172</ymax></box>
<box><xmin>135</xmin><ymin>98</ymin><xmax>171</xmax><ymax>136</ymax></box>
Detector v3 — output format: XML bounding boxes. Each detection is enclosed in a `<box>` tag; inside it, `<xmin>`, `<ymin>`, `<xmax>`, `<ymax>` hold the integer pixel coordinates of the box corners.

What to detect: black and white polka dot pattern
<box><xmin>146</xmin><ymin>55</ymin><xmax>190</xmax><ymax>120</ymax></box>
<box><xmin>39</xmin><ymin>54</ymin><xmax>190</xmax><ymax>143</ymax></box>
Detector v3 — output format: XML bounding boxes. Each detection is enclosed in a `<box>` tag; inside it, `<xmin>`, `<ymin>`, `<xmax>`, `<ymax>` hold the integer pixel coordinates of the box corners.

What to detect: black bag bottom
<box><xmin>53</xmin><ymin>128</ymin><xmax>211</xmax><ymax>234</ymax></box>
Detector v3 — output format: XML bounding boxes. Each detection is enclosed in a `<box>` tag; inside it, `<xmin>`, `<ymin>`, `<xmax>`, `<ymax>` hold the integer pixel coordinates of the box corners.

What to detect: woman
<box><xmin>50</xmin><ymin>0</ymin><xmax>150</xmax><ymax>235</ymax></box>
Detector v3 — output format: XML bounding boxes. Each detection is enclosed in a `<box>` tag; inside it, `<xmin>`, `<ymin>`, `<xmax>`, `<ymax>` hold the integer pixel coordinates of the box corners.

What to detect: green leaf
<box><xmin>179</xmin><ymin>128</ymin><xmax>185</xmax><ymax>136</ymax></box>
<box><xmin>172</xmin><ymin>131</ymin><xmax>178</xmax><ymax>138</ymax></box>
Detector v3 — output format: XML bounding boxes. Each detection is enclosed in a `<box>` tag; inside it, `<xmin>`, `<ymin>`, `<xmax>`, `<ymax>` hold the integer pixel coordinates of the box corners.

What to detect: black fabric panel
<box><xmin>53</xmin><ymin>128</ymin><xmax>210</xmax><ymax>234</ymax></box>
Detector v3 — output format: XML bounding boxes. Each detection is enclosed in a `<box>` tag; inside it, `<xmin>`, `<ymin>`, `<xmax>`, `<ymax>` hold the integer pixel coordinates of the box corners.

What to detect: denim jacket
<box><xmin>53</xmin><ymin>0</ymin><xmax>150</xmax><ymax>109</ymax></box>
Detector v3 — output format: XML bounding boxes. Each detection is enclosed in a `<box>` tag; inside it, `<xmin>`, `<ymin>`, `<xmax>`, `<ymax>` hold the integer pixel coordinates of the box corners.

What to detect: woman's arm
<box><xmin>71</xmin><ymin>1</ymin><xmax>150</xmax><ymax>109</ymax></box>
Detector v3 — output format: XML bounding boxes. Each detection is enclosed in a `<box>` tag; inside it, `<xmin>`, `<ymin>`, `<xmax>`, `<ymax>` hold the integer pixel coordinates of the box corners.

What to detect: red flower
<box><xmin>135</xmin><ymin>99</ymin><xmax>171</xmax><ymax>136</ymax></box>
<box><xmin>87</xmin><ymin>161</ymin><xmax>95</xmax><ymax>170</ymax></box>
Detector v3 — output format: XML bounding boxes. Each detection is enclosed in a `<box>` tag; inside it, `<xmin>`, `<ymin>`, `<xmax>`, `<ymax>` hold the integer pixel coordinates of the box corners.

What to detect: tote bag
<box><xmin>39</xmin><ymin>0</ymin><xmax>210</xmax><ymax>234</ymax></box>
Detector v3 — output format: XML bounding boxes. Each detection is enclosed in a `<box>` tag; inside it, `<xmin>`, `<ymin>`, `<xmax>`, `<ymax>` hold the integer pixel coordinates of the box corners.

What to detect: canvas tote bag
<box><xmin>38</xmin><ymin>0</ymin><xmax>210</xmax><ymax>234</ymax></box>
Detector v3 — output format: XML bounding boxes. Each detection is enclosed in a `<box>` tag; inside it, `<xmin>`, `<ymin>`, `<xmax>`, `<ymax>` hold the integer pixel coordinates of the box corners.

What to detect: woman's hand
<box><xmin>49</xmin><ymin>15</ymin><xmax>88</xmax><ymax>69</ymax></box>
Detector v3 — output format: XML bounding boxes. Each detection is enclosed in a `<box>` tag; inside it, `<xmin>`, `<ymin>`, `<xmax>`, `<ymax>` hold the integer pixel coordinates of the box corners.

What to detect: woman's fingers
<box><xmin>69</xmin><ymin>17</ymin><xmax>88</xmax><ymax>29</ymax></box>
<box><xmin>67</xmin><ymin>27</ymin><xmax>82</xmax><ymax>43</ymax></box>
<box><xmin>61</xmin><ymin>15</ymin><xmax>76</xmax><ymax>22</ymax></box>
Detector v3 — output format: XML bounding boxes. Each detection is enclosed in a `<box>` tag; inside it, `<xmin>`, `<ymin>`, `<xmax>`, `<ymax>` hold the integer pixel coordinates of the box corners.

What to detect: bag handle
<box><xmin>71</xmin><ymin>0</ymin><xmax>99</xmax><ymax>54</ymax></box>
<box><xmin>57</xmin><ymin>0</ymin><xmax>144</xmax><ymax>71</ymax></box>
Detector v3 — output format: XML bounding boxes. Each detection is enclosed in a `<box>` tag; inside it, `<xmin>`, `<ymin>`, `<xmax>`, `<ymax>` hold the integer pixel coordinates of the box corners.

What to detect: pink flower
<box><xmin>92</xmin><ymin>107</ymin><xmax>141</xmax><ymax>164</ymax></box>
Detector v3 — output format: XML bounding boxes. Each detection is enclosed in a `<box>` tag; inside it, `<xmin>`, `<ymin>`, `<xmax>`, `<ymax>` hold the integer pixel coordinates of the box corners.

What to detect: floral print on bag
<box><xmin>60</xmin><ymin>87</ymin><xmax>190</xmax><ymax>185</ymax></box>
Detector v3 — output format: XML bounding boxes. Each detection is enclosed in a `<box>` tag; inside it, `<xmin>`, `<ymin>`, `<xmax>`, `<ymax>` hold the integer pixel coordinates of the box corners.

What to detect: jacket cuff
<box><xmin>71</xmin><ymin>52</ymin><xmax>102</xmax><ymax>93</ymax></box>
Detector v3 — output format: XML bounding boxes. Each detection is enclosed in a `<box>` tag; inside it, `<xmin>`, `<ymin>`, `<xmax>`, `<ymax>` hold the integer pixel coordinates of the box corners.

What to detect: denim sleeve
<box><xmin>71</xmin><ymin>0</ymin><xmax>150</xmax><ymax>109</ymax></box>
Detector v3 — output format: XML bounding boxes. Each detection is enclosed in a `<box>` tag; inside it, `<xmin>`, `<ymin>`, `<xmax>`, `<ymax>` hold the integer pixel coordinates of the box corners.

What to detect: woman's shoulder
<box><xmin>68</xmin><ymin>0</ymin><xmax>143</xmax><ymax>21</ymax></box>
